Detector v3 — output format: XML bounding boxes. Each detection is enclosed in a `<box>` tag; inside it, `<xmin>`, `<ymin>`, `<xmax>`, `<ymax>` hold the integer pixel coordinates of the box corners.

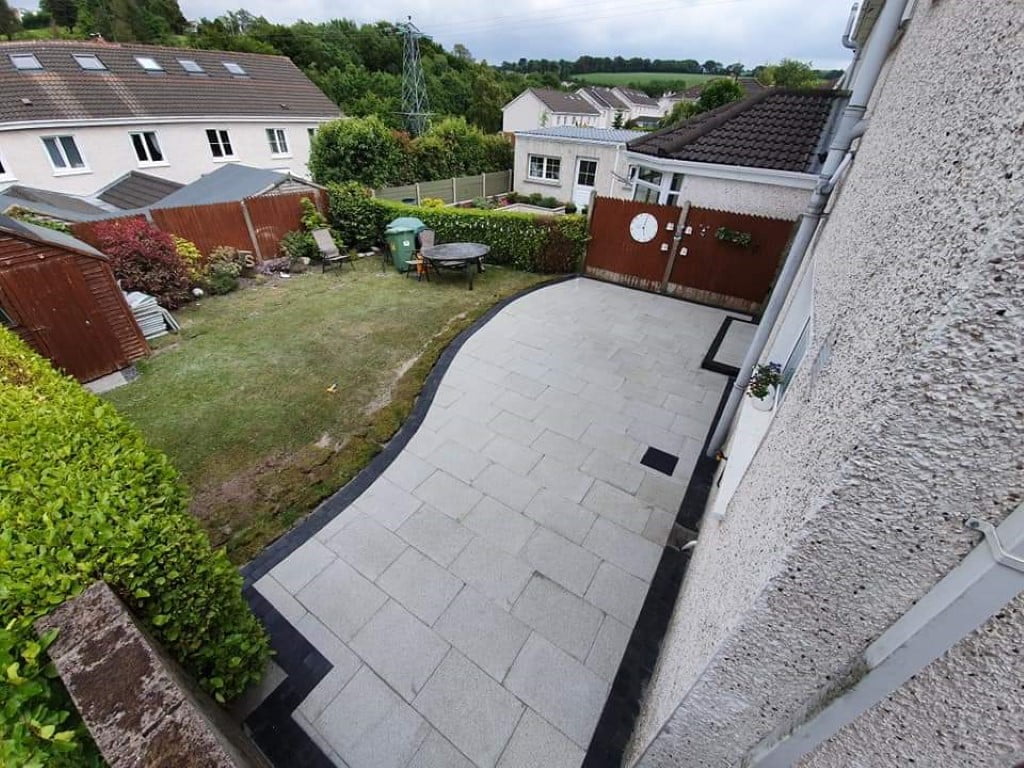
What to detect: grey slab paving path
<box><xmin>255</xmin><ymin>278</ymin><xmax>732</xmax><ymax>767</ymax></box>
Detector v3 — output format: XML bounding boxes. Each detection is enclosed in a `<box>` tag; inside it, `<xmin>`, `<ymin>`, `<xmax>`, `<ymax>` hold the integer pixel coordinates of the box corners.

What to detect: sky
<box><xmin>175</xmin><ymin>0</ymin><xmax>858</xmax><ymax>71</ymax></box>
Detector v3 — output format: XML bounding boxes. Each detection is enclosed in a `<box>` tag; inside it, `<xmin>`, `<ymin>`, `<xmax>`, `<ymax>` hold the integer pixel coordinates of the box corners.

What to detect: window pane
<box><xmin>223</xmin><ymin>62</ymin><xmax>246</xmax><ymax>75</ymax></box>
<box><xmin>638</xmin><ymin>167</ymin><xmax>662</xmax><ymax>184</ymax></box>
<box><xmin>11</xmin><ymin>54</ymin><xmax>42</xmax><ymax>70</ymax></box>
<box><xmin>135</xmin><ymin>56</ymin><xmax>163</xmax><ymax>71</ymax></box>
<box><xmin>73</xmin><ymin>54</ymin><xmax>106</xmax><ymax>71</ymax></box>
<box><xmin>131</xmin><ymin>133</ymin><xmax>147</xmax><ymax>162</ymax></box>
<box><xmin>577</xmin><ymin>160</ymin><xmax>597</xmax><ymax>186</ymax></box>
<box><xmin>219</xmin><ymin>131</ymin><xmax>233</xmax><ymax>156</ymax></box>
<box><xmin>529</xmin><ymin>156</ymin><xmax>544</xmax><ymax>177</ymax></box>
<box><xmin>43</xmin><ymin>138</ymin><xmax>66</xmax><ymax>168</ymax></box>
<box><xmin>178</xmin><ymin>58</ymin><xmax>204</xmax><ymax>73</ymax></box>
<box><xmin>276</xmin><ymin>130</ymin><xmax>288</xmax><ymax>154</ymax></box>
<box><xmin>144</xmin><ymin>132</ymin><xmax>162</xmax><ymax>162</ymax></box>
<box><xmin>545</xmin><ymin>158</ymin><xmax>560</xmax><ymax>180</ymax></box>
<box><xmin>207</xmin><ymin>128</ymin><xmax>222</xmax><ymax>157</ymax></box>
<box><xmin>670</xmin><ymin>173</ymin><xmax>683</xmax><ymax>191</ymax></box>
<box><xmin>60</xmin><ymin>136</ymin><xmax>83</xmax><ymax>167</ymax></box>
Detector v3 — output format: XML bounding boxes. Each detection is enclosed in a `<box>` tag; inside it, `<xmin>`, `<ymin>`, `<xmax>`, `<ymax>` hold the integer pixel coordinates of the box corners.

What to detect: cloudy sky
<box><xmin>176</xmin><ymin>0</ymin><xmax>858</xmax><ymax>71</ymax></box>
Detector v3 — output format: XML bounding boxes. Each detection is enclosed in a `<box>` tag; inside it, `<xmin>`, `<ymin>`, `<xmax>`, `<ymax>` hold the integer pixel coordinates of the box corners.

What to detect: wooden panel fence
<box><xmin>151</xmin><ymin>201</ymin><xmax>252</xmax><ymax>257</ymax></box>
<box><xmin>375</xmin><ymin>170</ymin><xmax>511</xmax><ymax>205</ymax></box>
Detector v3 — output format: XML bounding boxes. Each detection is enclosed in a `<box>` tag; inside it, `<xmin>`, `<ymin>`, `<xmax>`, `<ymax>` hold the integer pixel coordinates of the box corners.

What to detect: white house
<box><xmin>0</xmin><ymin>41</ymin><xmax>341</xmax><ymax>197</ymax></box>
<box><xmin>577</xmin><ymin>86</ymin><xmax>630</xmax><ymax>129</ymax></box>
<box><xmin>512</xmin><ymin>126</ymin><xmax>641</xmax><ymax>209</ymax></box>
<box><xmin>501</xmin><ymin>88</ymin><xmax>600</xmax><ymax>133</ymax></box>
<box><xmin>610</xmin><ymin>86</ymin><xmax>664</xmax><ymax>127</ymax></box>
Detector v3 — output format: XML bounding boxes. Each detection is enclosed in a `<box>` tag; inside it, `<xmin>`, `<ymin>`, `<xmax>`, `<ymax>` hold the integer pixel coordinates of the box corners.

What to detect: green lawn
<box><xmin>574</xmin><ymin>72</ymin><xmax>719</xmax><ymax>89</ymax></box>
<box><xmin>105</xmin><ymin>259</ymin><xmax>553</xmax><ymax>561</ymax></box>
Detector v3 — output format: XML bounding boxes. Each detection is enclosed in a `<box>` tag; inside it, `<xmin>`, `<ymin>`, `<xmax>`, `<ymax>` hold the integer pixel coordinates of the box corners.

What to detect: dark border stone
<box><xmin>701</xmin><ymin>315</ymin><xmax>757</xmax><ymax>376</ymax></box>
<box><xmin>640</xmin><ymin>446</ymin><xmax>678</xmax><ymax>476</ymax></box>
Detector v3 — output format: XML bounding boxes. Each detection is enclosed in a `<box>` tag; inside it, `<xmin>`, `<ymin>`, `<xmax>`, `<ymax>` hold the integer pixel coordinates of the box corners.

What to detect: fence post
<box><xmin>660</xmin><ymin>200</ymin><xmax>690</xmax><ymax>294</ymax></box>
<box><xmin>415</xmin><ymin>183</ymin><xmax>422</xmax><ymax>205</ymax></box>
<box><xmin>239</xmin><ymin>198</ymin><xmax>264</xmax><ymax>262</ymax></box>
<box><xmin>452</xmin><ymin>176</ymin><xmax>457</xmax><ymax>204</ymax></box>
<box><xmin>481</xmin><ymin>172</ymin><xmax>487</xmax><ymax>198</ymax></box>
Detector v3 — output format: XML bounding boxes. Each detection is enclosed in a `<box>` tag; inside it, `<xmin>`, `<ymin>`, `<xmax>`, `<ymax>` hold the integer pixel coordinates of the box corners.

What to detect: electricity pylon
<box><xmin>397</xmin><ymin>16</ymin><xmax>431</xmax><ymax>136</ymax></box>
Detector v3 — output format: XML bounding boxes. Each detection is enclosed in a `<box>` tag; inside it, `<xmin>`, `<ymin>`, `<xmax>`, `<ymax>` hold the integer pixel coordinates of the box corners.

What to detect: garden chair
<box><xmin>407</xmin><ymin>229</ymin><xmax>435</xmax><ymax>282</ymax></box>
<box><xmin>313</xmin><ymin>229</ymin><xmax>349</xmax><ymax>273</ymax></box>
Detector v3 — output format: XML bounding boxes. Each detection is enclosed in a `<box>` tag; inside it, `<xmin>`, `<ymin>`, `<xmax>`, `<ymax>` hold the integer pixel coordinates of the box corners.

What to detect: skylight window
<box><xmin>10</xmin><ymin>53</ymin><xmax>42</xmax><ymax>71</ymax></box>
<box><xmin>178</xmin><ymin>58</ymin><xmax>204</xmax><ymax>74</ymax></box>
<box><xmin>222</xmin><ymin>61</ymin><xmax>247</xmax><ymax>76</ymax></box>
<box><xmin>73</xmin><ymin>54</ymin><xmax>107</xmax><ymax>71</ymax></box>
<box><xmin>135</xmin><ymin>56</ymin><xmax>163</xmax><ymax>72</ymax></box>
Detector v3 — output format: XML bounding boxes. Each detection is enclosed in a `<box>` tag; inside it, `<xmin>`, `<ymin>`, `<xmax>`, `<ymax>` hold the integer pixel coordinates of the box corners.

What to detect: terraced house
<box><xmin>0</xmin><ymin>41</ymin><xmax>340</xmax><ymax>196</ymax></box>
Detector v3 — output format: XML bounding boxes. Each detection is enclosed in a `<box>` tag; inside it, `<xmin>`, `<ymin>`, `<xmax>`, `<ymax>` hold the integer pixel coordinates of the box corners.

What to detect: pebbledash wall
<box><xmin>0</xmin><ymin>119</ymin><xmax>325</xmax><ymax>195</ymax></box>
<box><xmin>627</xmin><ymin>2</ymin><xmax>1024</xmax><ymax>767</ymax></box>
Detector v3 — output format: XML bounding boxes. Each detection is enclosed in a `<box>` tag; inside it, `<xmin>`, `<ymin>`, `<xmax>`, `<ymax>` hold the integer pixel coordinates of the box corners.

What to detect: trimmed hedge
<box><xmin>327</xmin><ymin>182</ymin><xmax>589</xmax><ymax>273</ymax></box>
<box><xmin>0</xmin><ymin>329</ymin><xmax>269</xmax><ymax>765</ymax></box>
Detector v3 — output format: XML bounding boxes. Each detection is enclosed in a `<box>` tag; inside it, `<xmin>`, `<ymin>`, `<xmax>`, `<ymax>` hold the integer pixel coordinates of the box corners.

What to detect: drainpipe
<box><xmin>744</xmin><ymin>503</ymin><xmax>1024</xmax><ymax>767</ymax></box>
<box><xmin>705</xmin><ymin>0</ymin><xmax>909</xmax><ymax>458</ymax></box>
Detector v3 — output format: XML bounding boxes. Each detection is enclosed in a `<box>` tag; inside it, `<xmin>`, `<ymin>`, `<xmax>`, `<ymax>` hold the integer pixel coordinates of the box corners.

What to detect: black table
<box><xmin>422</xmin><ymin>243</ymin><xmax>489</xmax><ymax>290</ymax></box>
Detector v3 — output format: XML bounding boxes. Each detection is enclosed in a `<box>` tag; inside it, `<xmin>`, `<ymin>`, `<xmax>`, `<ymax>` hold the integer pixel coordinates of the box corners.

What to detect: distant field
<box><xmin>574</xmin><ymin>72</ymin><xmax>720</xmax><ymax>88</ymax></box>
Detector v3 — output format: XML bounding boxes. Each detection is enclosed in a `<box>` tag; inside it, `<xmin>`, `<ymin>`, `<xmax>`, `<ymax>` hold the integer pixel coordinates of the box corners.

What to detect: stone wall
<box><xmin>626</xmin><ymin>1</ymin><xmax>1024</xmax><ymax>765</ymax></box>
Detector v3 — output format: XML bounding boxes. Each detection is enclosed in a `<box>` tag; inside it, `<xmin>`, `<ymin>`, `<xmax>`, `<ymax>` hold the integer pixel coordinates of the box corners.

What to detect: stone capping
<box><xmin>35</xmin><ymin>581</ymin><xmax>271</xmax><ymax>768</ymax></box>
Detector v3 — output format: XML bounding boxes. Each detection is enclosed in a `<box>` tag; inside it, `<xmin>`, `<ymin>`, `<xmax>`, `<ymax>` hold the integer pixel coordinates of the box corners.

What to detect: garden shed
<box><xmin>0</xmin><ymin>215</ymin><xmax>148</xmax><ymax>382</ymax></box>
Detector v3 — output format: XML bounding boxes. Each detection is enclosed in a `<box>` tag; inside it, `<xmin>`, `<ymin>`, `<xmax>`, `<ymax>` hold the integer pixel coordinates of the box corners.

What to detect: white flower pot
<box><xmin>750</xmin><ymin>385</ymin><xmax>777</xmax><ymax>412</ymax></box>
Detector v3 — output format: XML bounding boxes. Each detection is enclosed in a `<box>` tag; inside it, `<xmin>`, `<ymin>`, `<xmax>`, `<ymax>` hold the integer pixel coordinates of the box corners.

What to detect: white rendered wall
<box><xmin>677</xmin><ymin>175</ymin><xmax>810</xmax><ymax>219</ymax></box>
<box><xmin>513</xmin><ymin>136</ymin><xmax>631</xmax><ymax>203</ymax></box>
<box><xmin>628</xmin><ymin>2</ymin><xmax>1024</xmax><ymax>765</ymax></box>
<box><xmin>0</xmin><ymin>119</ymin><xmax>325</xmax><ymax>196</ymax></box>
<box><xmin>502</xmin><ymin>94</ymin><xmax>547</xmax><ymax>133</ymax></box>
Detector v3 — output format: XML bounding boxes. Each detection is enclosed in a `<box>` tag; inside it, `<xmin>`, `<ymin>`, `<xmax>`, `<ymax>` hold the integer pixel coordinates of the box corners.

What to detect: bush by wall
<box><xmin>93</xmin><ymin>218</ymin><xmax>191</xmax><ymax>309</ymax></box>
<box><xmin>326</xmin><ymin>187</ymin><xmax>588</xmax><ymax>273</ymax></box>
<box><xmin>0</xmin><ymin>330</ymin><xmax>269</xmax><ymax>765</ymax></box>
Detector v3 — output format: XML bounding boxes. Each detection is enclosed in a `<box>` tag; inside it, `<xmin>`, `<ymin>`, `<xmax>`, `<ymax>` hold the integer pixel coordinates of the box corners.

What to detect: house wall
<box><xmin>676</xmin><ymin>175</ymin><xmax>810</xmax><ymax>219</ymax></box>
<box><xmin>502</xmin><ymin>92</ymin><xmax>600</xmax><ymax>133</ymax></box>
<box><xmin>0</xmin><ymin>119</ymin><xmax>327</xmax><ymax>196</ymax></box>
<box><xmin>627</xmin><ymin>2</ymin><xmax>1024</xmax><ymax>766</ymax></box>
<box><xmin>512</xmin><ymin>136</ymin><xmax>630</xmax><ymax>204</ymax></box>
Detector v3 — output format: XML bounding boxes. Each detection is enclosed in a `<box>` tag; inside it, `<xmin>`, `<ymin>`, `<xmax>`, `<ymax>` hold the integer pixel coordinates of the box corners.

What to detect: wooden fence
<box><xmin>73</xmin><ymin>189</ymin><xmax>328</xmax><ymax>262</ymax></box>
<box><xmin>374</xmin><ymin>170</ymin><xmax>511</xmax><ymax>205</ymax></box>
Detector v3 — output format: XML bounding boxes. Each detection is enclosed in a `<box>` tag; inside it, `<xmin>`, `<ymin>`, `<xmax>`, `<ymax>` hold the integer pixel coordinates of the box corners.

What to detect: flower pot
<box><xmin>750</xmin><ymin>385</ymin><xmax>776</xmax><ymax>412</ymax></box>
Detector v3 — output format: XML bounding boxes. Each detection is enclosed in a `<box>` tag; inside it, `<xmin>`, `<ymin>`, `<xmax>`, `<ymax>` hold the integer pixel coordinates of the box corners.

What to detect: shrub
<box><xmin>471</xmin><ymin>197</ymin><xmax>497</xmax><ymax>210</ymax></box>
<box><xmin>564</xmin><ymin>202</ymin><xmax>578</xmax><ymax>214</ymax></box>
<box><xmin>174</xmin><ymin>236</ymin><xmax>206</xmax><ymax>286</ymax></box>
<box><xmin>308</xmin><ymin>115</ymin><xmax>407</xmax><ymax>188</ymax></box>
<box><xmin>0</xmin><ymin>330</ymin><xmax>269</xmax><ymax>763</ymax></box>
<box><xmin>528</xmin><ymin>193</ymin><xmax>543</xmax><ymax>205</ymax></box>
<box><xmin>93</xmin><ymin>218</ymin><xmax>190</xmax><ymax>308</ymax></box>
<box><xmin>420</xmin><ymin>197</ymin><xmax>446</xmax><ymax>209</ymax></box>
<box><xmin>281</xmin><ymin>229</ymin><xmax>318</xmax><ymax>263</ymax></box>
<box><xmin>540</xmin><ymin>196</ymin><xmax>560</xmax><ymax>210</ymax></box>
<box><xmin>327</xmin><ymin>182</ymin><xmax>392</xmax><ymax>250</ymax></box>
<box><xmin>203</xmin><ymin>247</ymin><xmax>242</xmax><ymax>295</ymax></box>
<box><xmin>299</xmin><ymin>197</ymin><xmax>327</xmax><ymax>231</ymax></box>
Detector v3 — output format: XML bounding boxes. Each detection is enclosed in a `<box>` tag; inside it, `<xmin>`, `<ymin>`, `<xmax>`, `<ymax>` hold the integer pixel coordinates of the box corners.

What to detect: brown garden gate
<box><xmin>584</xmin><ymin>196</ymin><xmax>798</xmax><ymax>313</ymax></box>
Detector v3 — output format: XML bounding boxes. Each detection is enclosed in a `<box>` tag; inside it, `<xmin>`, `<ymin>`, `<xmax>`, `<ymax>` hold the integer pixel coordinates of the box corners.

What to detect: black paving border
<box><xmin>701</xmin><ymin>314</ymin><xmax>757</xmax><ymax>377</ymax></box>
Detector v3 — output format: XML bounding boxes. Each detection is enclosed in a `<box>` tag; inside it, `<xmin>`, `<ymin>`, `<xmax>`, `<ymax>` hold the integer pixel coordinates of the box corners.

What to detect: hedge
<box><xmin>0</xmin><ymin>329</ymin><xmax>269</xmax><ymax>766</ymax></box>
<box><xmin>327</xmin><ymin>182</ymin><xmax>589</xmax><ymax>274</ymax></box>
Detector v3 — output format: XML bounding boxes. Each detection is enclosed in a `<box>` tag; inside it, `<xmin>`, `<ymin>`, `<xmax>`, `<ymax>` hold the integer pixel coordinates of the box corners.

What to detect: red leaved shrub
<box><xmin>93</xmin><ymin>217</ymin><xmax>190</xmax><ymax>308</ymax></box>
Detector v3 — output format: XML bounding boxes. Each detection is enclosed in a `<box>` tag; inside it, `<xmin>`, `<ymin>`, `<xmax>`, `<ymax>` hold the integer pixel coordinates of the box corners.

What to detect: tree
<box><xmin>658</xmin><ymin>100</ymin><xmax>698</xmax><ymax>128</ymax></box>
<box><xmin>308</xmin><ymin>115</ymin><xmax>405</xmax><ymax>187</ymax></box>
<box><xmin>769</xmin><ymin>59</ymin><xmax>819</xmax><ymax>89</ymax></box>
<box><xmin>725</xmin><ymin>62</ymin><xmax>744</xmax><ymax>78</ymax></box>
<box><xmin>0</xmin><ymin>0</ymin><xmax>20</xmax><ymax>38</ymax></box>
<box><xmin>612</xmin><ymin>111</ymin><xmax>625</xmax><ymax>129</ymax></box>
<box><xmin>695</xmin><ymin>78</ymin><xmax>743</xmax><ymax>111</ymax></box>
<box><xmin>702</xmin><ymin>59</ymin><xmax>723</xmax><ymax>75</ymax></box>
<box><xmin>452</xmin><ymin>43</ymin><xmax>473</xmax><ymax>62</ymax></box>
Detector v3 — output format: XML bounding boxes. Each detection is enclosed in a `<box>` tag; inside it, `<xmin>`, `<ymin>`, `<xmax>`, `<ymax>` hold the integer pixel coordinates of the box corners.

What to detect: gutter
<box><xmin>706</xmin><ymin>0</ymin><xmax>910</xmax><ymax>458</ymax></box>
<box><xmin>0</xmin><ymin>115</ymin><xmax>338</xmax><ymax>132</ymax></box>
<box><xmin>623</xmin><ymin>151</ymin><xmax>818</xmax><ymax>190</ymax></box>
<box><xmin>744</xmin><ymin>503</ymin><xmax>1024</xmax><ymax>766</ymax></box>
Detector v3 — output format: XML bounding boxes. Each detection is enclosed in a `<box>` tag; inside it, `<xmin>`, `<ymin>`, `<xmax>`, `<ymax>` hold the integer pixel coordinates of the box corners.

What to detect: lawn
<box><xmin>105</xmin><ymin>258</ymin><xmax>554</xmax><ymax>562</ymax></box>
<box><xmin>575</xmin><ymin>72</ymin><xmax>719</xmax><ymax>89</ymax></box>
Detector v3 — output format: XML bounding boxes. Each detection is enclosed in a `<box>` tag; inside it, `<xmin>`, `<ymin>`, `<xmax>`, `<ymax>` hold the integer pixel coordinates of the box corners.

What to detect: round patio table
<box><xmin>422</xmin><ymin>243</ymin><xmax>489</xmax><ymax>290</ymax></box>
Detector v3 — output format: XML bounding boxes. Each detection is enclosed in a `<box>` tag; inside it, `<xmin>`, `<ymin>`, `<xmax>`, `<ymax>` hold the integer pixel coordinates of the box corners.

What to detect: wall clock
<box><xmin>629</xmin><ymin>213</ymin><xmax>658</xmax><ymax>243</ymax></box>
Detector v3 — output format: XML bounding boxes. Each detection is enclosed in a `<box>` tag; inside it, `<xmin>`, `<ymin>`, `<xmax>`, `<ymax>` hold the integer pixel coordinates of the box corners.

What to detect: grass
<box><xmin>574</xmin><ymin>72</ymin><xmax>719</xmax><ymax>88</ymax></box>
<box><xmin>105</xmin><ymin>258</ymin><xmax>554</xmax><ymax>562</ymax></box>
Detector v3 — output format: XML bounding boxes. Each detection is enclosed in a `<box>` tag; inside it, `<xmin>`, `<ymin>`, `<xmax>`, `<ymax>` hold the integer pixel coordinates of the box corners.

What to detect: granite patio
<box><xmin>252</xmin><ymin>277</ymin><xmax>735</xmax><ymax>768</ymax></box>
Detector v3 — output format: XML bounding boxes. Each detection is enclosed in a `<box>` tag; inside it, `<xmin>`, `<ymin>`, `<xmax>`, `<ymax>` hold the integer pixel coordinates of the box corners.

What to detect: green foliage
<box><xmin>309</xmin><ymin>115</ymin><xmax>406</xmax><ymax>187</ymax></box>
<box><xmin>334</xmin><ymin>194</ymin><xmax>588</xmax><ymax>273</ymax></box>
<box><xmin>747</xmin><ymin>362</ymin><xmax>781</xmax><ymax>400</ymax></box>
<box><xmin>0</xmin><ymin>0</ymin><xmax>21</xmax><ymax>38</ymax></box>
<box><xmin>715</xmin><ymin>227</ymin><xmax>753</xmax><ymax>248</ymax></box>
<box><xmin>174</xmin><ymin>235</ymin><xmax>205</xmax><ymax>286</ymax></box>
<box><xmin>0</xmin><ymin>330</ymin><xmax>269</xmax><ymax>762</ymax></box>
<box><xmin>299</xmin><ymin>197</ymin><xmax>327</xmax><ymax>231</ymax></box>
<box><xmin>280</xmin><ymin>230</ymin><xmax>318</xmax><ymax>264</ymax></box>
<box><xmin>758</xmin><ymin>59</ymin><xmax>820</xmax><ymax>89</ymax></box>
<box><xmin>696</xmin><ymin>78</ymin><xmax>743</xmax><ymax>111</ymax></box>
<box><xmin>5</xmin><ymin>208</ymin><xmax>72</xmax><ymax>234</ymax></box>
<box><xmin>420</xmin><ymin>197</ymin><xmax>446</xmax><ymax>209</ymax></box>
<box><xmin>203</xmin><ymin>246</ymin><xmax>242</xmax><ymax>294</ymax></box>
<box><xmin>40</xmin><ymin>0</ymin><xmax>76</xmax><ymax>30</ymax></box>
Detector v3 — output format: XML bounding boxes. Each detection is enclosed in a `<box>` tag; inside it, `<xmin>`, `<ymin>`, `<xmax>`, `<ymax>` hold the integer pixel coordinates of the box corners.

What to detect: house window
<box><xmin>778</xmin><ymin>319</ymin><xmax>811</xmax><ymax>403</ymax></box>
<box><xmin>576</xmin><ymin>159</ymin><xmax>598</xmax><ymax>187</ymax></box>
<box><xmin>135</xmin><ymin>56</ymin><xmax>163</xmax><ymax>72</ymax></box>
<box><xmin>223</xmin><ymin>62</ymin><xmax>247</xmax><ymax>76</ymax></box>
<box><xmin>206</xmin><ymin>129</ymin><xmax>234</xmax><ymax>159</ymax></box>
<box><xmin>10</xmin><ymin>53</ymin><xmax>42</xmax><ymax>71</ymax></box>
<box><xmin>528</xmin><ymin>155</ymin><xmax>560</xmax><ymax>181</ymax></box>
<box><xmin>266</xmin><ymin>128</ymin><xmax>289</xmax><ymax>156</ymax></box>
<box><xmin>665</xmin><ymin>173</ymin><xmax>684</xmax><ymax>206</ymax></box>
<box><xmin>130</xmin><ymin>131</ymin><xmax>164</xmax><ymax>165</ymax></box>
<box><xmin>73</xmin><ymin>54</ymin><xmax>106</xmax><ymax>71</ymax></box>
<box><xmin>308</xmin><ymin>127</ymin><xmax>317</xmax><ymax>140</ymax></box>
<box><xmin>178</xmin><ymin>58</ymin><xmax>205</xmax><ymax>74</ymax></box>
<box><xmin>632</xmin><ymin>165</ymin><xmax>662</xmax><ymax>203</ymax></box>
<box><xmin>42</xmin><ymin>135</ymin><xmax>87</xmax><ymax>173</ymax></box>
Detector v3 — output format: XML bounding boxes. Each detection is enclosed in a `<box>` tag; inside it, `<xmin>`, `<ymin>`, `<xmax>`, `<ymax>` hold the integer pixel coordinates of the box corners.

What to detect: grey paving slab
<box><xmin>437</xmin><ymin>414</ymin><xmax>498</xmax><ymax>452</ymax></box>
<box><xmin>586</xmin><ymin>615</ymin><xmax>632</xmax><ymax>682</ymax></box>
<box><xmin>272</xmin><ymin>538</ymin><xmax>335</xmax><ymax>594</ymax></box>
<box><xmin>294</xmin><ymin>613</ymin><xmax>363</xmax><ymax>670</ymax></box>
<box><xmin>413</xmin><ymin>651</ymin><xmax>525</xmax><ymax>768</ymax></box>
<box><xmin>314</xmin><ymin>504</ymin><xmax>362</xmax><ymax>544</ymax></box>
<box><xmin>474</xmin><ymin>463</ymin><xmax>541</xmax><ymax>512</ymax></box>
<box><xmin>531</xmin><ymin>429</ymin><xmax>594</xmax><ymax>469</ymax></box>
<box><xmin>298</xmin><ymin>665</ymin><xmax>362</xmax><ymax>724</ymax></box>
<box><xmin>580</xmin><ymin>480</ymin><xmax>652</xmax><ymax>535</ymax></box>
<box><xmin>501</xmin><ymin>370</ymin><xmax>547</xmax><ymax>399</ymax></box>
<box><xmin>296</xmin><ymin>560</ymin><xmax>388</xmax><ymax>641</ymax></box>
<box><xmin>314</xmin><ymin>665</ymin><xmax>402</xmax><ymax>757</ymax></box>
<box><xmin>521</xmin><ymin>528</ymin><xmax>600</xmax><ymax>596</ymax></box>
<box><xmin>481</xmin><ymin>434</ymin><xmax>543</xmax><ymax>476</ymax></box>
<box><xmin>512</xmin><ymin>575</ymin><xmax>603</xmax><ymax>662</ymax></box>
<box><xmin>397</xmin><ymin>506</ymin><xmax>474</xmax><ymax>567</ymax></box>
<box><xmin>489</xmin><ymin>410</ymin><xmax>545</xmax><ymax>446</ymax></box>
<box><xmin>580</xmin><ymin>450</ymin><xmax>646</xmax><ymax>495</ymax></box>
<box><xmin>376</xmin><ymin>548</ymin><xmax>464</xmax><ymax>626</ymax></box>
<box><xmin>254</xmin><ymin>574</ymin><xmax>306</xmax><ymax>624</ymax></box>
<box><xmin>344</xmin><ymin>700</ymin><xmax>432</xmax><ymax>768</ymax></box>
<box><xmin>424</xmin><ymin>438</ymin><xmax>491</xmax><ymax>483</ymax></box>
<box><xmin>350</xmin><ymin>600</ymin><xmax>450</xmax><ymax>702</ymax></box>
<box><xmin>463</xmin><ymin>496</ymin><xmax>537</xmax><ymax>556</ymax></box>
<box><xmin>496</xmin><ymin>710</ymin><xmax>585</xmax><ymax>768</ymax></box>
<box><xmin>642</xmin><ymin>508</ymin><xmax>676</xmax><ymax>545</ymax></box>
<box><xmin>357</xmin><ymin>477</ymin><xmax>423</xmax><ymax>531</ymax></box>
<box><xmin>492</xmin><ymin>390</ymin><xmax>546</xmax><ymax>422</ymax></box>
<box><xmin>434</xmin><ymin>586</ymin><xmax>531</xmax><ymax>681</ymax></box>
<box><xmin>583</xmin><ymin>518</ymin><xmax>662</xmax><ymax>582</ymax></box>
<box><xmin>537</xmin><ymin>405</ymin><xmax>593</xmax><ymax>441</ymax></box>
<box><xmin>527</xmin><ymin>457</ymin><xmax>594</xmax><ymax>504</ymax></box>
<box><xmin>584</xmin><ymin>561</ymin><xmax>648</xmax><ymax>626</ymax></box>
<box><xmin>523</xmin><ymin>490</ymin><xmax>596</xmax><ymax>545</ymax></box>
<box><xmin>325</xmin><ymin>515</ymin><xmax>407</xmax><ymax>581</ymax></box>
<box><xmin>414</xmin><ymin>470</ymin><xmax>483</xmax><ymax>520</ymax></box>
<box><xmin>636</xmin><ymin>471</ymin><xmax>689</xmax><ymax>513</ymax></box>
<box><xmin>451</xmin><ymin>537</ymin><xmax>534</xmax><ymax>610</ymax></box>
<box><xmin>408</xmin><ymin>730</ymin><xmax>476</xmax><ymax>768</ymax></box>
<box><xmin>294</xmin><ymin>711</ymin><xmax>348</xmax><ymax>767</ymax></box>
<box><xmin>504</xmin><ymin>634</ymin><xmax>608</xmax><ymax>749</ymax></box>
<box><xmin>578</xmin><ymin>422</ymin><xmax>641</xmax><ymax>464</ymax></box>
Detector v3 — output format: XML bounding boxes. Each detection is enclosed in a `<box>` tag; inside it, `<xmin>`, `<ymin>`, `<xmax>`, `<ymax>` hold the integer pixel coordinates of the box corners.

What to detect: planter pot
<box><xmin>749</xmin><ymin>385</ymin><xmax>777</xmax><ymax>412</ymax></box>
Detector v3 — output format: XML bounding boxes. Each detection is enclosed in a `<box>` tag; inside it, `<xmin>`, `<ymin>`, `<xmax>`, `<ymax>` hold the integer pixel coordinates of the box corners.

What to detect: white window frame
<box><xmin>206</xmin><ymin>129</ymin><xmax>235</xmax><ymax>161</ymax></box>
<box><xmin>266</xmin><ymin>128</ymin><xmax>290</xmax><ymax>158</ymax></box>
<box><xmin>223</xmin><ymin>61</ymin><xmax>247</xmax><ymax>76</ymax></box>
<box><xmin>73</xmin><ymin>53</ymin><xmax>106</xmax><ymax>71</ymax></box>
<box><xmin>130</xmin><ymin>131</ymin><xmax>167</xmax><ymax>167</ymax></box>
<box><xmin>41</xmin><ymin>135</ymin><xmax>89</xmax><ymax>176</ymax></box>
<box><xmin>0</xmin><ymin>147</ymin><xmax>15</xmax><ymax>182</ymax></box>
<box><xmin>135</xmin><ymin>56</ymin><xmax>164</xmax><ymax>72</ymax></box>
<box><xmin>10</xmin><ymin>53</ymin><xmax>42</xmax><ymax>71</ymax></box>
<box><xmin>576</xmin><ymin>158</ymin><xmax>598</xmax><ymax>188</ymax></box>
<box><xmin>527</xmin><ymin>154</ymin><xmax>561</xmax><ymax>183</ymax></box>
<box><xmin>178</xmin><ymin>58</ymin><xmax>205</xmax><ymax>75</ymax></box>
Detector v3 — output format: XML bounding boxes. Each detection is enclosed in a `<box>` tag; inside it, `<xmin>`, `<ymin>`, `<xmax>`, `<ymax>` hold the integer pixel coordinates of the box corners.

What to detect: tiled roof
<box><xmin>0</xmin><ymin>41</ymin><xmax>340</xmax><ymax>123</ymax></box>
<box><xmin>579</xmin><ymin>86</ymin><xmax>627</xmax><ymax>111</ymax></box>
<box><xmin>682</xmin><ymin>76</ymin><xmax>768</xmax><ymax>100</ymax></box>
<box><xmin>614</xmin><ymin>87</ymin><xmax>659</xmax><ymax>107</ymax></box>
<box><xmin>516</xmin><ymin>126</ymin><xmax>645</xmax><ymax>144</ymax></box>
<box><xmin>528</xmin><ymin>88</ymin><xmax>600</xmax><ymax>115</ymax></box>
<box><xmin>98</xmin><ymin>171</ymin><xmax>182</xmax><ymax>210</ymax></box>
<box><xmin>628</xmin><ymin>89</ymin><xmax>846</xmax><ymax>173</ymax></box>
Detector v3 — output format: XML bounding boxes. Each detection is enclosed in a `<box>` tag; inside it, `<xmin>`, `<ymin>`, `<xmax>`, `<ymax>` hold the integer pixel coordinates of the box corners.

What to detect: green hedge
<box><xmin>327</xmin><ymin>182</ymin><xmax>589</xmax><ymax>273</ymax></box>
<box><xmin>0</xmin><ymin>330</ymin><xmax>269</xmax><ymax>766</ymax></box>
